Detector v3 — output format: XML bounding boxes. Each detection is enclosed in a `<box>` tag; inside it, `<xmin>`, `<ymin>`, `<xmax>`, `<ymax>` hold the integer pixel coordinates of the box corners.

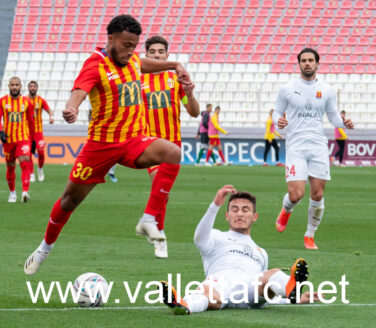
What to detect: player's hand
<box><xmin>0</xmin><ymin>131</ymin><xmax>8</xmax><ymax>143</ymax></box>
<box><xmin>213</xmin><ymin>185</ymin><xmax>237</xmax><ymax>207</ymax></box>
<box><xmin>49</xmin><ymin>116</ymin><xmax>55</xmax><ymax>124</ymax></box>
<box><xmin>195</xmin><ymin>134</ymin><xmax>200</xmax><ymax>140</ymax></box>
<box><xmin>277</xmin><ymin>117</ymin><xmax>288</xmax><ymax>129</ymax></box>
<box><xmin>343</xmin><ymin>118</ymin><xmax>354</xmax><ymax>129</ymax></box>
<box><xmin>183</xmin><ymin>82</ymin><xmax>195</xmax><ymax>96</ymax></box>
<box><xmin>298</xmin><ymin>291</ymin><xmax>320</xmax><ymax>304</ymax></box>
<box><xmin>175</xmin><ymin>63</ymin><xmax>192</xmax><ymax>86</ymax></box>
<box><xmin>62</xmin><ymin>107</ymin><xmax>78</xmax><ymax>124</ymax></box>
<box><xmin>31</xmin><ymin>140</ymin><xmax>36</xmax><ymax>154</ymax></box>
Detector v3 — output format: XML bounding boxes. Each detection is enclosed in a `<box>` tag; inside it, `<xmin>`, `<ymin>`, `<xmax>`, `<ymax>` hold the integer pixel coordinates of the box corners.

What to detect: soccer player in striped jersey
<box><xmin>24</xmin><ymin>15</ymin><xmax>194</xmax><ymax>275</ymax></box>
<box><xmin>0</xmin><ymin>77</ymin><xmax>35</xmax><ymax>202</ymax></box>
<box><xmin>136</xmin><ymin>36</ymin><xmax>200</xmax><ymax>258</ymax></box>
<box><xmin>27</xmin><ymin>81</ymin><xmax>54</xmax><ymax>182</ymax></box>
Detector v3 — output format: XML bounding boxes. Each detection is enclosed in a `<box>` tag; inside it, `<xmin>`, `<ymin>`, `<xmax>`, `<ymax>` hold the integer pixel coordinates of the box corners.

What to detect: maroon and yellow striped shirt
<box><xmin>27</xmin><ymin>95</ymin><xmax>50</xmax><ymax>133</ymax></box>
<box><xmin>141</xmin><ymin>71</ymin><xmax>187</xmax><ymax>142</ymax></box>
<box><xmin>0</xmin><ymin>95</ymin><xmax>35</xmax><ymax>143</ymax></box>
<box><xmin>73</xmin><ymin>47</ymin><xmax>147</xmax><ymax>143</ymax></box>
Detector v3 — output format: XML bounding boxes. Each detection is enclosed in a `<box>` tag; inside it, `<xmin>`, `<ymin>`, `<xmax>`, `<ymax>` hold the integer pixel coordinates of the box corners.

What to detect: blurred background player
<box><xmin>195</xmin><ymin>104</ymin><xmax>216</xmax><ymax>165</ymax></box>
<box><xmin>161</xmin><ymin>185</ymin><xmax>318</xmax><ymax>315</ymax></box>
<box><xmin>136</xmin><ymin>35</ymin><xmax>200</xmax><ymax>258</ymax></box>
<box><xmin>0</xmin><ymin>77</ymin><xmax>35</xmax><ymax>202</ymax></box>
<box><xmin>205</xmin><ymin>106</ymin><xmax>229</xmax><ymax>166</ymax></box>
<box><xmin>333</xmin><ymin>110</ymin><xmax>348</xmax><ymax>167</ymax></box>
<box><xmin>24</xmin><ymin>15</ymin><xmax>194</xmax><ymax>275</ymax></box>
<box><xmin>27</xmin><ymin>80</ymin><xmax>54</xmax><ymax>182</ymax></box>
<box><xmin>273</xmin><ymin>48</ymin><xmax>354</xmax><ymax>249</ymax></box>
<box><xmin>263</xmin><ymin>109</ymin><xmax>284</xmax><ymax>167</ymax></box>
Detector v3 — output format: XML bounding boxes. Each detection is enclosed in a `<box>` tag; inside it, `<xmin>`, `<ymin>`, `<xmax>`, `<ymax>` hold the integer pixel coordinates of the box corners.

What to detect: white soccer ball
<box><xmin>73</xmin><ymin>272</ymin><xmax>109</xmax><ymax>307</ymax></box>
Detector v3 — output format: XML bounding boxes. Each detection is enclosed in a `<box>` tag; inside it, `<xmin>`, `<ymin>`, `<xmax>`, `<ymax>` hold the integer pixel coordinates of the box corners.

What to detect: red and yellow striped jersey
<box><xmin>27</xmin><ymin>95</ymin><xmax>50</xmax><ymax>133</ymax></box>
<box><xmin>141</xmin><ymin>71</ymin><xmax>187</xmax><ymax>142</ymax></box>
<box><xmin>73</xmin><ymin>47</ymin><xmax>147</xmax><ymax>143</ymax></box>
<box><xmin>0</xmin><ymin>95</ymin><xmax>35</xmax><ymax>143</ymax></box>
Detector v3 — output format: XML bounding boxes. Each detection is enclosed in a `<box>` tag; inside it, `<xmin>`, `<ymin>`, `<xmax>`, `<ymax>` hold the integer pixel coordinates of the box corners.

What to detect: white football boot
<box><xmin>8</xmin><ymin>191</ymin><xmax>17</xmax><ymax>203</ymax></box>
<box><xmin>21</xmin><ymin>191</ymin><xmax>30</xmax><ymax>203</ymax></box>
<box><xmin>30</xmin><ymin>173</ymin><xmax>36</xmax><ymax>182</ymax></box>
<box><xmin>136</xmin><ymin>220</ymin><xmax>166</xmax><ymax>241</ymax></box>
<box><xmin>154</xmin><ymin>240</ymin><xmax>168</xmax><ymax>258</ymax></box>
<box><xmin>38</xmin><ymin>168</ymin><xmax>45</xmax><ymax>182</ymax></box>
<box><xmin>24</xmin><ymin>245</ymin><xmax>50</xmax><ymax>275</ymax></box>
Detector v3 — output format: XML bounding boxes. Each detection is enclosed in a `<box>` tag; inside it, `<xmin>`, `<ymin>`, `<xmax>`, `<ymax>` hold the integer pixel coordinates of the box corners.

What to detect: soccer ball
<box><xmin>73</xmin><ymin>272</ymin><xmax>109</xmax><ymax>307</ymax></box>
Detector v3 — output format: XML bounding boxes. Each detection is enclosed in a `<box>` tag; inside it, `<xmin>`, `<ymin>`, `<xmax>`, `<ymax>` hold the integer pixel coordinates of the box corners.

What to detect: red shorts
<box><xmin>33</xmin><ymin>132</ymin><xmax>45</xmax><ymax>150</ymax></box>
<box><xmin>147</xmin><ymin>140</ymin><xmax>181</xmax><ymax>175</ymax></box>
<box><xmin>3</xmin><ymin>140</ymin><xmax>31</xmax><ymax>162</ymax></box>
<box><xmin>69</xmin><ymin>135</ymin><xmax>158</xmax><ymax>184</ymax></box>
<box><xmin>209</xmin><ymin>137</ymin><xmax>221</xmax><ymax>146</ymax></box>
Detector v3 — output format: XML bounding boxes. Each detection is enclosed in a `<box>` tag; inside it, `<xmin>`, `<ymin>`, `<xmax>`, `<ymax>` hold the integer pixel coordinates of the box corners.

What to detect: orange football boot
<box><xmin>276</xmin><ymin>208</ymin><xmax>291</xmax><ymax>232</ymax></box>
<box><xmin>160</xmin><ymin>281</ymin><xmax>190</xmax><ymax>315</ymax></box>
<box><xmin>285</xmin><ymin>258</ymin><xmax>309</xmax><ymax>304</ymax></box>
<box><xmin>304</xmin><ymin>236</ymin><xmax>318</xmax><ymax>250</ymax></box>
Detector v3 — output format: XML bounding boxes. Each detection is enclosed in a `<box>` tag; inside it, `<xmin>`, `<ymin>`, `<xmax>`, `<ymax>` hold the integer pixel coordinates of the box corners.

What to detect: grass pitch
<box><xmin>0</xmin><ymin>164</ymin><xmax>375</xmax><ymax>327</ymax></box>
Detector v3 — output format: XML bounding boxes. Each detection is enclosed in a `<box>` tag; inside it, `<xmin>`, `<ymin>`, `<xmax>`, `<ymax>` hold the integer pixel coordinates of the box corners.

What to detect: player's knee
<box><xmin>311</xmin><ymin>191</ymin><xmax>323</xmax><ymax>202</ymax></box>
<box><xmin>289</xmin><ymin>191</ymin><xmax>304</xmax><ymax>203</ymax></box>
<box><xmin>60</xmin><ymin>193</ymin><xmax>80</xmax><ymax>211</ymax></box>
<box><xmin>165</xmin><ymin>144</ymin><xmax>181</xmax><ymax>164</ymax></box>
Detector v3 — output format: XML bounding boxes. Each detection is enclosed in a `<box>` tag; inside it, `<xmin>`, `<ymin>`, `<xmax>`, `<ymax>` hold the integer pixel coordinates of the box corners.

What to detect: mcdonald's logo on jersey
<box><xmin>118</xmin><ymin>80</ymin><xmax>142</xmax><ymax>107</ymax></box>
<box><xmin>147</xmin><ymin>90</ymin><xmax>171</xmax><ymax>110</ymax></box>
<box><xmin>8</xmin><ymin>111</ymin><xmax>22</xmax><ymax>123</ymax></box>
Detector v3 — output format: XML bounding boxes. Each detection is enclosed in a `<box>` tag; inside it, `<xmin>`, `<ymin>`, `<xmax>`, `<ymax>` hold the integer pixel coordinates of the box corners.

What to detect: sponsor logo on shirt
<box><xmin>107</xmin><ymin>70</ymin><xmax>120</xmax><ymax>81</ymax></box>
<box><xmin>117</xmin><ymin>80</ymin><xmax>142</xmax><ymax>107</ymax></box>
<box><xmin>316</xmin><ymin>91</ymin><xmax>322</xmax><ymax>98</ymax></box>
<box><xmin>167</xmin><ymin>78</ymin><xmax>175</xmax><ymax>88</ymax></box>
<box><xmin>146</xmin><ymin>90</ymin><xmax>171</xmax><ymax>110</ymax></box>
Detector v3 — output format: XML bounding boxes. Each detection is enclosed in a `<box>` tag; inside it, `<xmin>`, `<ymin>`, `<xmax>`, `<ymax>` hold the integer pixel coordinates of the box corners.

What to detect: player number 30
<box><xmin>72</xmin><ymin>162</ymin><xmax>93</xmax><ymax>181</ymax></box>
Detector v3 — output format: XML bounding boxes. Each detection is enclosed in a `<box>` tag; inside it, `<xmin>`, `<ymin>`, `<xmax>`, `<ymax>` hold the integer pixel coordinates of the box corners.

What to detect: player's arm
<box><xmin>42</xmin><ymin>98</ymin><xmax>54</xmax><ymax>124</ymax></box>
<box><xmin>181</xmin><ymin>83</ymin><xmax>200</xmax><ymax>118</ymax></box>
<box><xmin>273</xmin><ymin>88</ymin><xmax>288</xmax><ymax>129</ymax></box>
<box><xmin>194</xmin><ymin>185</ymin><xmax>236</xmax><ymax>254</ymax></box>
<box><xmin>63</xmin><ymin>89</ymin><xmax>88</xmax><ymax>124</ymax></box>
<box><xmin>26</xmin><ymin>102</ymin><xmax>35</xmax><ymax>141</ymax></box>
<box><xmin>140</xmin><ymin>58</ymin><xmax>192</xmax><ymax>85</ymax></box>
<box><xmin>326</xmin><ymin>89</ymin><xmax>354</xmax><ymax>129</ymax></box>
<box><xmin>211</xmin><ymin>115</ymin><xmax>228</xmax><ymax>135</ymax></box>
<box><xmin>0</xmin><ymin>107</ymin><xmax>7</xmax><ymax>143</ymax></box>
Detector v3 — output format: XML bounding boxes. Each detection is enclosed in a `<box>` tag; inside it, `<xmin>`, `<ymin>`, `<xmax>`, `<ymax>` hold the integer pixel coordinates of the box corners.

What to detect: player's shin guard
<box><xmin>282</xmin><ymin>193</ymin><xmax>300</xmax><ymax>213</ymax></box>
<box><xmin>206</xmin><ymin>150</ymin><xmax>212</xmax><ymax>162</ymax></box>
<box><xmin>218</xmin><ymin>150</ymin><xmax>225</xmax><ymax>162</ymax></box>
<box><xmin>144</xmin><ymin>163</ymin><xmax>180</xmax><ymax>217</ymax></box>
<box><xmin>38</xmin><ymin>149</ymin><xmax>45</xmax><ymax>168</ymax></box>
<box><xmin>44</xmin><ymin>198</ymin><xmax>73</xmax><ymax>245</ymax></box>
<box><xmin>6</xmin><ymin>165</ymin><xmax>16</xmax><ymax>191</ymax></box>
<box><xmin>305</xmin><ymin>198</ymin><xmax>324</xmax><ymax>237</ymax></box>
<box><xmin>156</xmin><ymin>197</ymin><xmax>168</xmax><ymax>231</ymax></box>
<box><xmin>29</xmin><ymin>155</ymin><xmax>34</xmax><ymax>173</ymax></box>
<box><xmin>268</xmin><ymin>270</ymin><xmax>290</xmax><ymax>297</ymax></box>
<box><xmin>183</xmin><ymin>293</ymin><xmax>209</xmax><ymax>313</ymax></box>
<box><xmin>20</xmin><ymin>161</ymin><xmax>30</xmax><ymax>192</ymax></box>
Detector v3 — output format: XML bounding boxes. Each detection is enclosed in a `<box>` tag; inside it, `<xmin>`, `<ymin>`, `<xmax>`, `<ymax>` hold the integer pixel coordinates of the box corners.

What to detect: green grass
<box><xmin>0</xmin><ymin>164</ymin><xmax>375</xmax><ymax>327</ymax></box>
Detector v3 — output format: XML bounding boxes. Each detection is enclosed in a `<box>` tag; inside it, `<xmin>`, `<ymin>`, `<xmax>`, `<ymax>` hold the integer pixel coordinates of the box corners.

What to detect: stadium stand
<box><xmin>1</xmin><ymin>0</ymin><xmax>376</xmax><ymax>129</ymax></box>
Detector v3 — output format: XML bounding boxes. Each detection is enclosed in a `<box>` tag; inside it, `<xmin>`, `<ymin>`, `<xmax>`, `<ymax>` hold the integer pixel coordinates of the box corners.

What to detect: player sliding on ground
<box><xmin>24</xmin><ymin>15</ymin><xmax>194</xmax><ymax>275</ymax></box>
<box><xmin>161</xmin><ymin>185</ymin><xmax>319</xmax><ymax>314</ymax></box>
<box><xmin>273</xmin><ymin>48</ymin><xmax>354</xmax><ymax>249</ymax></box>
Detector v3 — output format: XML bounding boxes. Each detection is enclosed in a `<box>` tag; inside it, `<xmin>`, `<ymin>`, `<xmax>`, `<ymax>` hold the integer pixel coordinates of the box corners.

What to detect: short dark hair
<box><xmin>206</xmin><ymin>104</ymin><xmax>212</xmax><ymax>108</ymax></box>
<box><xmin>215</xmin><ymin>106</ymin><xmax>220</xmax><ymax>111</ymax></box>
<box><xmin>107</xmin><ymin>15</ymin><xmax>142</xmax><ymax>35</ymax></box>
<box><xmin>28</xmin><ymin>80</ymin><xmax>38</xmax><ymax>87</ymax></box>
<box><xmin>227</xmin><ymin>191</ymin><xmax>256</xmax><ymax>213</ymax></box>
<box><xmin>297</xmin><ymin>47</ymin><xmax>320</xmax><ymax>63</ymax></box>
<box><xmin>145</xmin><ymin>35</ymin><xmax>169</xmax><ymax>52</ymax></box>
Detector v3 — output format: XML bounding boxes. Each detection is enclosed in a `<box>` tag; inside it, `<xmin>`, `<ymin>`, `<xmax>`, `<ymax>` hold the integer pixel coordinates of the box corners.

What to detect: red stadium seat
<box><xmin>202</xmin><ymin>54</ymin><xmax>213</xmax><ymax>62</ymax></box>
<box><xmin>339</xmin><ymin>28</ymin><xmax>350</xmax><ymax>36</ymax></box>
<box><xmin>348</xmin><ymin>55</ymin><xmax>358</xmax><ymax>64</ymax></box>
<box><xmin>354</xmin><ymin>65</ymin><xmax>366</xmax><ymax>74</ymax></box>
<box><xmin>263</xmin><ymin>54</ymin><xmax>274</xmax><ymax>63</ymax></box>
<box><xmin>249</xmin><ymin>54</ymin><xmax>261</xmax><ymax>63</ymax></box>
<box><xmin>361</xmin><ymin>10</ymin><xmax>372</xmax><ymax>18</ymax></box>
<box><xmin>270</xmin><ymin>64</ymin><xmax>283</xmax><ymax>73</ymax></box>
<box><xmin>275</xmin><ymin>54</ymin><xmax>287</xmax><ymax>63</ymax></box>
<box><xmin>322</xmin><ymin>9</ymin><xmax>335</xmax><ymax>18</ymax></box>
<box><xmin>55</xmin><ymin>0</ymin><xmax>65</xmax><ymax>7</ymax></box>
<box><xmin>249</xmin><ymin>1</ymin><xmax>259</xmax><ymax>8</ymax></box>
<box><xmin>272</xmin><ymin>35</ymin><xmax>284</xmax><ymax>44</ymax></box>
<box><xmin>306</xmin><ymin>18</ymin><xmax>316</xmax><ymax>27</ymax></box>
<box><xmin>214</xmin><ymin>54</ymin><xmax>227</xmax><ymax>63</ymax></box>
<box><xmin>189</xmin><ymin>54</ymin><xmax>201</xmax><ymax>63</ymax></box>
<box><xmin>335</xmin><ymin>9</ymin><xmax>347</xmax><ymax>18</ymax></box>
<box><xmin>13</xmin><ymin>24</ymin><xmax>23</xmax><ymax>33</ymax></box>
<box><xmin>343</xmin><ymin>65</ymin><xmax>353</xmax><ymax>74</ymax></box>
<box><xmin>360</xmin><ymin>55</ymin><xmax>371</xmax><ymax>64</ymax></box>
<box><xmin>341</xmin><ymin>1</ymin><xmax>353</xmax><ymax>9</ymax></box>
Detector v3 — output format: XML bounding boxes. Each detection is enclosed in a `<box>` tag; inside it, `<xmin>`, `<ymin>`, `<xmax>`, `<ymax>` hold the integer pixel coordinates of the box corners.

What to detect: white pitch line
<box><xmin>0</xmin><ymin>304</ymin><xmax>375</xmax><ymax>311</ymax></box>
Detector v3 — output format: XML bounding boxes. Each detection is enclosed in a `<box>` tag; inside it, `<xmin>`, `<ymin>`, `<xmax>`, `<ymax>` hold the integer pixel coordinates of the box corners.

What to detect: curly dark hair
<box><xmin>107</xmin><ymin>14</ymin><xmax>142</xmax><ymax>35</ymax></box>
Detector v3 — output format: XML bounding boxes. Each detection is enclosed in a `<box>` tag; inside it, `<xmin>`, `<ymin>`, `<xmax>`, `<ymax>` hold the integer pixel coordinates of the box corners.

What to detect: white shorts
<box><xmin>203</xmin><ymin>270</ymin><xmax>267</xmax><ymax>309</ymax></box>
<box><xmin>285</xmin><ymin>146</ymin><xmax>331</xmax><ymax>182</ymax></box>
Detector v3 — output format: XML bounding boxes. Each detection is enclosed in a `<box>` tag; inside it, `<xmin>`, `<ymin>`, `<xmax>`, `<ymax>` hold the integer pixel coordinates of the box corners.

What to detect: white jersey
<box><xmin>273</xmin><ymin>78</ymin><xmax>345</xmax><ymax>150</ymax></box>
<box><xmin>194</xmin><ymin>202</ymin><xmax>268</xmax><ymax>278</ymax></box>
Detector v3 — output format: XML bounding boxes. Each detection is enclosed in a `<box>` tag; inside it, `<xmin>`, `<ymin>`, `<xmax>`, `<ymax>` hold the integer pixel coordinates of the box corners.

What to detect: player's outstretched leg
<box><xmin>24</xmin><ymin>240</ymin><xmax>53</xmax><ymax>275</ymax></box>
<box><xmin>304</xmin><ymin>198</ymin><xmax>324</xmax><ymax>250</ymax></box>
<box><xmin>37</xmin><ymin>149</ymin><xmax>45</xmax><ymax>182</ymax></box>
<box><xmin>160</xmin><ymin>281</ymin><xmax>190</xmax><ymax>315</ymax></box>
<box><xmin>285</xmin><ymin>258</ymin><xmax>309</xmax><ymax>304</ymax></box>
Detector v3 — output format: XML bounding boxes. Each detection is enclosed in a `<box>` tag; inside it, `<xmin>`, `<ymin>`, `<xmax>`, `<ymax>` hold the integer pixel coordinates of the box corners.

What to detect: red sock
<box><xmin>206</xmin><ymin>150</ymin><xmax>212</xmax><ymax>162</ymax></box>
<box><xmin>6</xmin><ymin>165</ymin><xmax>16</xmax><ymax>192</ymax></box>
<box><xmin>144</xmin><ymin>163</ymin><xmax>180</xmax><ymax>217</ymax></box>
<box><xmin>20</xmin><ymin>161</ymin><xmax>30</xmax><ymax>192</ymax></box>
<box><xmin>219</xmin><ymin>150</ymin><xmax>226</xmax><ymax>162</ymax></box>
<box><xmin>29</xmin><ymin>155</ymin><xmax>34</xmax><ymax>174</ymax></box>
<box><xmin>156</xmin><ymin>197</ymin><xmax>169</xmax><ymax>231</ymax></box>
<box><xmin>44</xmin><ymin>198</ymin><xmax>73</xmax><ymax>244</ymax></box>
<box><xmin>38</xmin><ymin>149</ymin><xmax>45</xmax><ymax>168</ymax></box>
